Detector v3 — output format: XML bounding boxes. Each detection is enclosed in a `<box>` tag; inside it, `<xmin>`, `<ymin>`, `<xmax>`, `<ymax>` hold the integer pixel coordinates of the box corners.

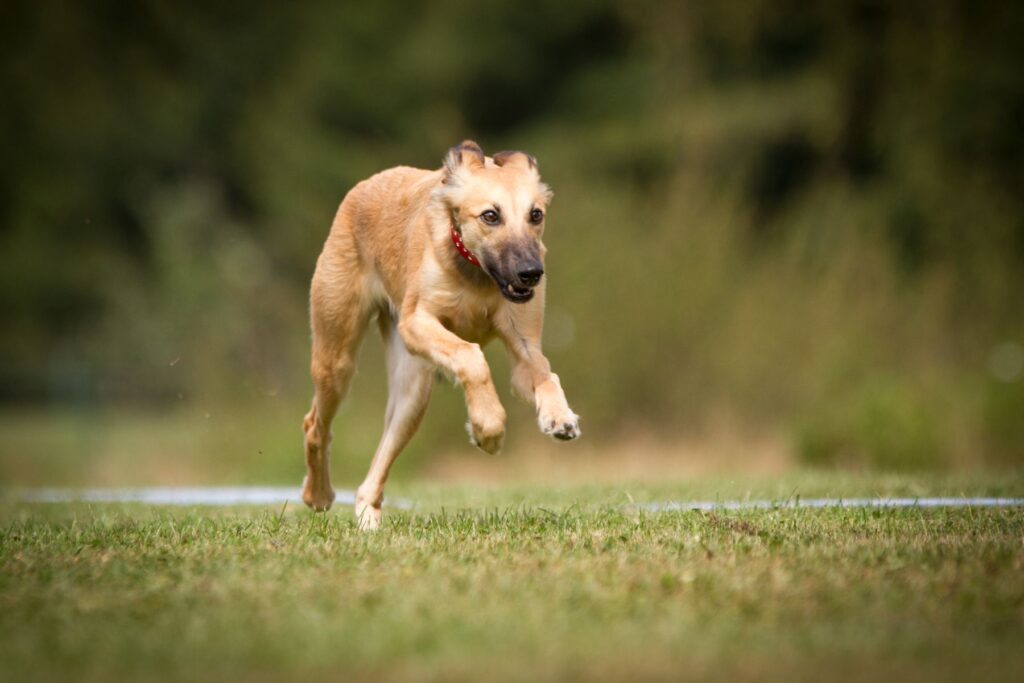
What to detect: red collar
<box><xmin>450</xmin><ymin>223</ymin><xmax>481</xmax><ymax>268</ymax></box>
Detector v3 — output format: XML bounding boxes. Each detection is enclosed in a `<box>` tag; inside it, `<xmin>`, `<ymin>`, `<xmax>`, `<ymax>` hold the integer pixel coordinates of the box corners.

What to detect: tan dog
<box><xmin>302</xmin><ymin>141</ymin><xmax>580</xmax><ymax>529</ymax></box>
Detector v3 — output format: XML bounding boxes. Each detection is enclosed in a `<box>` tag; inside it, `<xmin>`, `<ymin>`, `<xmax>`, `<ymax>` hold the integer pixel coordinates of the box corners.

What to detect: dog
<box><xmin>302</xmin><ymin>141</ymin><xmax>581</xmax><ymax>529</ymax></box>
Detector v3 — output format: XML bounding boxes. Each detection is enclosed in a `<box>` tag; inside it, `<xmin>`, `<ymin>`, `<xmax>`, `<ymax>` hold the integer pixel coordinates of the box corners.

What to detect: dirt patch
<box><xmin>421</xmin><ymin>427</ymin><xmax>791</xmax><ymax>485</ymax></box>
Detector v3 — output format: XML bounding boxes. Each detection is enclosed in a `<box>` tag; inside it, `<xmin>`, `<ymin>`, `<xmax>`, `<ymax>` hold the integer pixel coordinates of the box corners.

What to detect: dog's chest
<box><xmin>440</xmin><ymin>304</ymin><xmax>497</xmax><ymax>345</ymax></box>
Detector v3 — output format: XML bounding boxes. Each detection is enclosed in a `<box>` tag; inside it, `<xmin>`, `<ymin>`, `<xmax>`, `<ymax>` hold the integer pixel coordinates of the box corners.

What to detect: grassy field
<box><xmin>3</xmin><ymin>474</ymin><xmax>1024</xmax><ymax>683</ymax></box>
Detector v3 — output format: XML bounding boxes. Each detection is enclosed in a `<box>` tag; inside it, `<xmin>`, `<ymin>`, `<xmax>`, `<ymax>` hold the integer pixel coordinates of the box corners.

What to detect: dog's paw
<box><xmin>301</xmin><ymin>476</ymin><xmax>335</xmax><ymax>512</ymax></box>
<box><xmin>354</xmin><ymin>486</ymin><xmax>384</xmax><ymax>531</ymax></box>
<box><xmin>540</xmin><ymin>412</ymin><xmax>581</xmax><ymax>441</ymax></box>
<box><xmin>467</xmin><ymin>419</ymin><xmax>505</xmax><ymax>455</ymax></box>
<box><xmin>355</xmin><ymin>502</ymin><xmax>382</xmax><ymax>531</ymax></box>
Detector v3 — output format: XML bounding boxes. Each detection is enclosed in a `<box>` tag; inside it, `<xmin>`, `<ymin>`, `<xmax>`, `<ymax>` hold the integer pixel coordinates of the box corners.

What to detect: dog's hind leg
<box><xmin>355</xmin><ymin>313</ymin><xmax>434</xmax><ymax>530</ymax></box>
<box><xmin>302</xmin><ymin>238</ymin><xmax>370</xmax><ymax>511</ymax></box>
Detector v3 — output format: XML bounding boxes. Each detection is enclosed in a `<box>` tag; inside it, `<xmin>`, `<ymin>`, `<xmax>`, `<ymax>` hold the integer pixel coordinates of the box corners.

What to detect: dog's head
<box><xmin>437</xmin><ymin>140</ymin><xmax>552</xmax><ymax>303</ymax></box>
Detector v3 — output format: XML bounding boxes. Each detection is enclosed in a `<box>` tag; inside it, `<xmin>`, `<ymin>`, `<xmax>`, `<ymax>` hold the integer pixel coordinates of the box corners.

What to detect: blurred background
<box><xmin>2</xmin><ymin>0</ymin><xmax>1022</xmax><ymax>488</ymax></box>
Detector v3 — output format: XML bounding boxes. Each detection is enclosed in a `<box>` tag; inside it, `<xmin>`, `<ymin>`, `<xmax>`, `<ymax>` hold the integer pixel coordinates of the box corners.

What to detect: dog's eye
<box><xmin>529</xmin><ymin>208</ymin><xmax>544</xmax><ymax>224</ymax></box>
<box><xmin>480</xmin><ymin>209</ymin><xmax>500</xmax><ymax>225</ymax></box>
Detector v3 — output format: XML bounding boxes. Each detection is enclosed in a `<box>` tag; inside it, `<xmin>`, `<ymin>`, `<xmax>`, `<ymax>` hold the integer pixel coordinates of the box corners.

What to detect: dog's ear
<box><xmin>443</xmin><ymin>140</ymin><xmax>485</xmax><ymax>182</ymax></box>
<box><xmin>494</xmin><ymin>150</ymin><xmax>550</xmax><ymax>202</ymax></box>
<box><xmin>492</xmin><ymin>150</ymin><xmax>537</xmax><ymax>172</ymax></box>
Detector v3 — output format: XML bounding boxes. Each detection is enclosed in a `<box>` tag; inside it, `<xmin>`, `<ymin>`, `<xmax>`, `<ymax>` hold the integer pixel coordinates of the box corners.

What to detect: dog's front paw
<box><xmin>540</xmin><ymin>411</ymin><xmax>581</xmax><ymax>441</ymax></box>
<box><xmin>466</xmin><ymin>398</ymin><xmax>506</xmax><ymax>454</ymax></box>
<box><xmin>467</xmin><ymin>419</ymin><xmax>505</xmax><ymax>454</ymax></box>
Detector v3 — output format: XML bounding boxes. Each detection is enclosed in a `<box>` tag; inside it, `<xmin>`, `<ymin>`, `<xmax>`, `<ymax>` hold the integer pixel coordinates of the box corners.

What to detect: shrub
<box><xmin>796</xmin><ymin>377</ymin><xmax>946</xmax><ymax>471</ymax></box>
<box><xmin>981</xmin><ymin>379</ymin><xmax>1024</xmax><ymax>466</ymax></box>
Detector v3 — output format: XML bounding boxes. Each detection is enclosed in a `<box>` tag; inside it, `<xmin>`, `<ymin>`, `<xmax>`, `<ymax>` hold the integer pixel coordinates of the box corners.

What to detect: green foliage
<box><xmin>2</xmin><ymin>0</ymin><xmax>1024</xmax><ymax>468</ymax></box>
<box><xmin>981</xmin><ymin>379</ymin><xmax>1024</xmax><ymax>465</ymax></box>
<box><xmin>795</xmin><ymin>378</ymin><xmax>945</xmax><ymax>471</ymax></box>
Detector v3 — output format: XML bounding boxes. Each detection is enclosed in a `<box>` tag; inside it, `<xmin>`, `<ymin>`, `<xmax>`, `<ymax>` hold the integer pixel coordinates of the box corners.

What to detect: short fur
<box><xmin>303</xmin><ymin>141</ymin><xmax>580</xmax><ymax>529</ymax></box>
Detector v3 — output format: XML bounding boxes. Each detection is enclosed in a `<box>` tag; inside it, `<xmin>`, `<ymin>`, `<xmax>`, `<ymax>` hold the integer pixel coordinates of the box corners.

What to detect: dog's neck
<box><xmin>450</xmin><ymin>223</ymin><xmax>481</xmax><ymax>268</ymax></box>
<box><xmin>446</xmin><ymin>218</ymin><xmax>492</xmax><ymax>288</ymax></box>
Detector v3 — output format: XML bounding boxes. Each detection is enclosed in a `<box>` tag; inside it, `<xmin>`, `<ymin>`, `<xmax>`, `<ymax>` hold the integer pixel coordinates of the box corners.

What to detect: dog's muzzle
<box><xmin>488</xmin><ymin>263</ymin><xmax>543</xmax><ymax>303</ymax></box>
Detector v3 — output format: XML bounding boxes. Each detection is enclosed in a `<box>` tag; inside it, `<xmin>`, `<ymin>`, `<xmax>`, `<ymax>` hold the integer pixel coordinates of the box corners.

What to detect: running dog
<box><xmin>302</xmin><ymin>141</ymin><xmax>581</xmax><ymax>529</ymax></box>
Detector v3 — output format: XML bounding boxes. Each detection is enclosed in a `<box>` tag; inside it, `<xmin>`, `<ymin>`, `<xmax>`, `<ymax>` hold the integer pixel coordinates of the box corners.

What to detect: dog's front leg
<box><xmin>499</xmin><ymin>323</ymin><xmax>580</xmax><ymax>442</ymax></box>
<box><xmin>398</xmin><ymin>309</ymin><xmax>506</xmax><ymax>453</ymax></box>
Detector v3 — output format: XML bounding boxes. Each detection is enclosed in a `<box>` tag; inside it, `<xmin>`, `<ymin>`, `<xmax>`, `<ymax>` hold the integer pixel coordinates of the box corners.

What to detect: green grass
<box><xmin>3</xmin><ymin>477</ymin><xmax>1024</xmax><ymax>683</ymax></box>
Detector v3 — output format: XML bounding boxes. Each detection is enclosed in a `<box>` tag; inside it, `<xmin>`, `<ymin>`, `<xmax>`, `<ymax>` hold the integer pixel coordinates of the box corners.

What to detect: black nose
<box><xmin>517</xmin><ymin>266</ymin><xmax>544</xmax><ymax>287</ymax></box>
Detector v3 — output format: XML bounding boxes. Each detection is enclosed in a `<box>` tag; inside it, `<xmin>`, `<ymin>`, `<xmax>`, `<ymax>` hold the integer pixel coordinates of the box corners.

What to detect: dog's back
<box><xmin>319</xmin><ymin>165</ymin><xmax>440</xmax><ymax>308</ymax></box>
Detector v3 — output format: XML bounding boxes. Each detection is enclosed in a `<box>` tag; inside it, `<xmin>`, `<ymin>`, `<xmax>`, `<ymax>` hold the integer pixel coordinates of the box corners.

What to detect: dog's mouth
<box><xmin>500</xmin><ymin>282</ymin><xmax>535</xmax><ymax>303</ymax></box>
<box><xmin>488</xmin><ymin>268</ymin><xmax>536</xmax><ymax>303</ymax></box>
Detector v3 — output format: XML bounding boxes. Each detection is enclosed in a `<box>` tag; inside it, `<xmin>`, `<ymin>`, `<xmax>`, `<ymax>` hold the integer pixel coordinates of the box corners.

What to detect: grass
<box><xmin>3</xmin><ymin>476</ymin><xmax>1024</xmax><ymax>683</ymax></box>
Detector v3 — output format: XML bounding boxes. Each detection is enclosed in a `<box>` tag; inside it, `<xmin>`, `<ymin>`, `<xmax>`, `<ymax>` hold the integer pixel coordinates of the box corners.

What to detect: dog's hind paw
<box><xmin>355</xmin><ymin>503</ymin><xmax>382</xmax><ymax>531</ymax></box>
<box><xmin>301</xmin><ymin>477</ymin><xmax>336</xmax><ymax>512</ymax></box>
<box><xmin>542</xmin><ymin>413</ymin><xmax>581</xmax><ymax>441</ymax></box>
